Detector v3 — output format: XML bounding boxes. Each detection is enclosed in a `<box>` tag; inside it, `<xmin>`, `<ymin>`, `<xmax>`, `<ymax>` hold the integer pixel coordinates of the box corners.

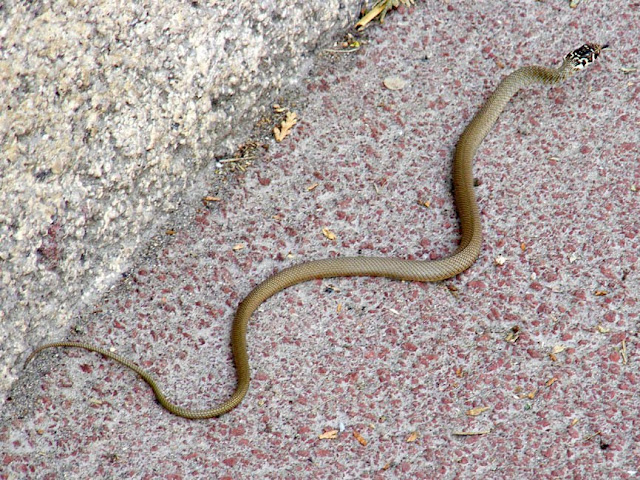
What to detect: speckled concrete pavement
<box><xmin>2</xmin><ymin>1</ymin><xmax>639</xmax><ymax>478</ymax></box>
<box><xmin>0</xmin><ymin>0</ymin><xmax>361</xmax><ymax>401</ymax></box>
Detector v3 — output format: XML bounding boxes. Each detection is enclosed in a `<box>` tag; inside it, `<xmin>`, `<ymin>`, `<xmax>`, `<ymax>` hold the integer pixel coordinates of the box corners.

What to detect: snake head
<box><xmin>565</xmin><ymin>43</ymin><xmax>608</xmax><ymax>71</ymax></box>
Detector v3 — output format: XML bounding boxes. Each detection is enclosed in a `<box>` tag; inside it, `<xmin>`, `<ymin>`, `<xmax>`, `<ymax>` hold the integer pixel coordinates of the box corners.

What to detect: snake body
<box><xmin>26</xmin><ymin>44</ymin><xmax>606</xmax><ymax>419</ymax></box>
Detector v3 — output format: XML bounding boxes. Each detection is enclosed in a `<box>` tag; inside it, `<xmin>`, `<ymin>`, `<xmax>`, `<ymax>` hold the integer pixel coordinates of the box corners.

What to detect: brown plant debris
<box><xmin>322</xmin><ymin>227</ymin><xmax>337</xmax><ymax>241</ymax></box>
<box><xmin>466</xmin><ymin>406</ymin><xmax>490</xmax><ymax>417</ymax></box>
<box><xmin>353</xmin><ymin>431</ymin><xmax>368</xmax><ymax>446</ymax></box>
<box><xmin>406</xmin><ymin>431</ymin><xmax>419</xmax><ymax>442</ymax></box>
<box><xmin>273</xmin><ymin>111</ymin><xmax>298</xmax><ymax>142</ymax></box>
<box><xmin>318</xmin><ymin>430</ymin><xmax>339</xmax><ymax>440</ymax></box>
<box><xmin>356</xmin><ymin>0</ymin><xmax>415</xmax><ymax>30</ymax></box>
<box><xmin>452</xmin><ymin>430</ymin><xmax>492</xmax><ymax>436</ymax></box>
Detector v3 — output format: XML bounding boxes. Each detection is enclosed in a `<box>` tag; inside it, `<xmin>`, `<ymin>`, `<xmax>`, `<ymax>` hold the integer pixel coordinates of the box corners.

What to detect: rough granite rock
<box><xmin>0</xmin><ymin>0</ymin><xmax>362</xmax><ymax>404</ymax></box>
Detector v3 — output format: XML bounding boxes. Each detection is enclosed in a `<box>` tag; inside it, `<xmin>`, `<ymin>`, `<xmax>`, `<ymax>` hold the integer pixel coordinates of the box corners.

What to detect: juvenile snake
<box><xmin>26</xmin><ymin>43</ymin><xmax>607</xmax><ymax>419</ymax></box>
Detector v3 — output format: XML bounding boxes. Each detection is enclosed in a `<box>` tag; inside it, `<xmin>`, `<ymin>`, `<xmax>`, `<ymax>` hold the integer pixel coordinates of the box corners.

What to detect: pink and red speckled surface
<box><xmin>3</xmin><ymin>1</ymin><xmax>639</xmax><ymax>478</ymax></box>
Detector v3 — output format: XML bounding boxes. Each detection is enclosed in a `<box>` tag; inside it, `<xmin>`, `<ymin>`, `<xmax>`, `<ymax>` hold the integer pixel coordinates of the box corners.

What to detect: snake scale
<box><xmin>26</xmin><ymin>43</ymin><xmax>607</xmax><ymax>419</ymax></box>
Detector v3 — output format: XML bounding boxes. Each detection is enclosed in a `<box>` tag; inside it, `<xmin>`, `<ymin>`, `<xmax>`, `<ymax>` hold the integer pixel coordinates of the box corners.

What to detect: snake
<box><xmin>25</xmin><ymin>43</ymin><xmax>607</xmax><ymax>419</ymax></box>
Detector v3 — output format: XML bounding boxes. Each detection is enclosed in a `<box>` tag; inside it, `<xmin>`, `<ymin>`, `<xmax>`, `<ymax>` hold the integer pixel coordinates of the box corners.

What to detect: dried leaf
<box><xmin>353</xmin><ymin>431</ymin><xmax>368</xmax><ymax>446</ymax></box>
<box><xmin>551</xmin><ymin>345</ymin><xmax>566</xmax><ymax>354</ymax></box>
<box><xmin>466</xmin><ymin>406</ymin><xmax>490</xmax><ymax>416</ymax></box>
<box><xmin>319</xmin><ymin>430</ymin><xmax>339</xmax><ymax>440</ymax></box>
<box><xmin>232</xmin><ymin>243</ymin><xmax>245</xmax><ymax>251</ymax></box>
<box><xmin>306</xmin><ymin>183</ymin><xmax>319</xmax><ymax>191</ymax></box>
<box><xmin>383</xmin><ymin>76</ymin><xmax>407</xmax><ymax>90</ymax></box>
<box><xmin>406</xmin><ymin>431</ymin><xmax>419</xmax><ymax>442</ymax></box>
<box><xmin>273</xmin><ymin>111</ymin><xmax>298</xmax><ymax>142</ymax></box>
<box><xmin>505</xmin><ymin>325</ymin><xmax>520</xmax><ymax>343</ymax></box>
<box><xmin>494</xmin><ymin>255</ymin><xmax>506</xmax><ymax>266</ymax></box>
<box><xmin>594</xmin><ymin>290</ymin><xmax>608</xmax><ymax>296</ymax></box>
<box><xmin>546</xmin><ymin>377</ymin><xmax>558</xmax><ymax>387</ymax></box>
<box><xmin>322</xmin><ymin>227</ymin><xmax>337</xmax><ymax>241</ymax></box>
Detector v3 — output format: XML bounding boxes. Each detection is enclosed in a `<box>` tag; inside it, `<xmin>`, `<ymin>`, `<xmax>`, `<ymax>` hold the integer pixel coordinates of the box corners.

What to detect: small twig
<box><xmin>452</xmin><ymin>430</ymin><xmax>492</xmax><ymax>436</ymax></box>
<box><xmin>583</xmin><ymin>431</ymin><xmax>602</xmax><ymax>442</ymax></box>
<box><xmin>355</xmin><ymin>2</ymin><xmax>387</xmax><ymax>30</ymax></box>
<box><xmin>621</xmin><ymin>339</ymin><xmax>628</xmax><ymax>365</ymax></box>
<box><xmin>218</xmin><ymin>155</ymin><xmax>256</xmax><ymax>164</ymax></box>
<box><xmin>323</xmin><ymin>47</ymin><xmax>361</xmax><ymax>54</ymax></box>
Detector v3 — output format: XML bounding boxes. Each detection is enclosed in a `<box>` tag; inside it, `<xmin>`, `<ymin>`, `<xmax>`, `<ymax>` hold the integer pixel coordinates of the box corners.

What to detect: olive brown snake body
<box><xmin>26</xmin><ymin>43</ymin><xmax>607</xmax><ymax>419</ymax></box>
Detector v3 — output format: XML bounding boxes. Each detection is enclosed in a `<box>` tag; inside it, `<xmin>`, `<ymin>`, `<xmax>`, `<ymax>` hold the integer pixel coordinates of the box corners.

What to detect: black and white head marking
<box><xmin>565</xmin><ymin>43</ymin><xmax>609</xmax><ymax>71</ymax></box>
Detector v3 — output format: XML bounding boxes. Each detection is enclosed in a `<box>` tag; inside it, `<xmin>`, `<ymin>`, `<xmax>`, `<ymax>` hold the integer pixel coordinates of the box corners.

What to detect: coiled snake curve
<box><xmin>26</xmin><ymin>43</ymin><xmax>607</xmax><ymax>419</ymax></box>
